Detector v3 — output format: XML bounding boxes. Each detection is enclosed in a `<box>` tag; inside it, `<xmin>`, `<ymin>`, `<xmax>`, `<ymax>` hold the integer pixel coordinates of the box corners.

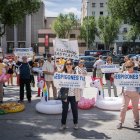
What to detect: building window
<box><xmin>123</xmin><ymin>36</ymin><xmax>126</xmax><ymax>40</ymax></box>
<box><xmin>100</xmin><ymin>3</ymin><xmax>104</xmax><ymax>7</ymax></box>
<box><xmin>92</xmin><ymin>11</ymin><xmax>95</xmax><ymax>16</ymax></box>
<box><xmin>70</xmin><ymin>34</ymin><xmax>76</xmax><ymax>38</ymax></box>
<box><xmin>123</xmin><ymin>28</ymin><xmax>127</xmax><ymax>33</ymax></box>
<box><xmin>7</xmin><ymin>42</ymin><xmax>14</xmax><ymax>53</ymax></box>
<box><xmin>100</xmin><ymin>11</ymin><xmax>103</xmax><ymax>15</ymax></box>
<box><xmin>49</xmin><ymin>34</ymin><xmax>56</xmax><ymax>38</ymax></box>
<box><xmin>92</xmin><ymin>3</ymin><xmax>96</xmax><ymax>7</ymax></box>
<box><xmin>38</xmin><ymin>34</ymin><xmax>45</xmax><ymax>38</ymax></box>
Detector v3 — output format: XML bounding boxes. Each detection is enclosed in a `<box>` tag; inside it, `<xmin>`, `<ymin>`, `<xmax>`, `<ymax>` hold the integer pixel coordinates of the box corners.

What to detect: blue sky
<box><xmin>44</xmin><ymin>0</ymin><xmax>81</xmax><ymax>18</ymax></box>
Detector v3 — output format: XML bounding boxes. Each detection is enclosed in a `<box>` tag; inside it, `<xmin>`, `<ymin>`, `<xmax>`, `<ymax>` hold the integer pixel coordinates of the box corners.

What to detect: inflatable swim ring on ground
<box><xmin>78</xmin><ymin>97</ymin><xmax>95</xmax><ymax>110</ymax></box>
<box><xmin>0</xmin><ymin>102</ymin><xmax>25</xmax><ymax>114</ymax></box>
<box><xmin>90</xmin><ymin>78</ymin><xmax>123</xmax><ymax>111</ymax></box>
<box><xmin>35</xmin><ymin>79</ymin><xmax>63</xmax><ymax>114</ymax></box>
<box><xmin>128</xmin><ymin>100</ymin><xmax>140</xmax><ymax>110</ymax></box>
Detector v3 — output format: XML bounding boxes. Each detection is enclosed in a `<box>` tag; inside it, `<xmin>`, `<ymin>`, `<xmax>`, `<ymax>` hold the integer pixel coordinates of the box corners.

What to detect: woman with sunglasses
<box><xmin>117</xmin><ymin>60</ymin><xmax>140</xmax><ymax>129</ymax></box>
<box><xmin>105</xmin><ymin>56</ymin><xmax>117</xmax><ymax>97</ymax></box>
<box><xmin>60</xmin><ymin>59</ymin><xmax>81</xmax><ymax>130</ymax></box>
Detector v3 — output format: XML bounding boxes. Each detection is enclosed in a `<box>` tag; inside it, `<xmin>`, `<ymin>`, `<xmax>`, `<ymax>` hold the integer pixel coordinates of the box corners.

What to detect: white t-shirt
<box><xmin>94</xmin><ymin>59</ymin><xmax>105</xmax><ymax>69</ymax></box>
<box><xmin>42</xmin><ymin>60</ymin><xmax>55</xmax><ymax>81</ymax></box>
<box><xmin>124</xmin><ymin>71</ymin><xmax>137</xmax><ymax>92</ymax></box>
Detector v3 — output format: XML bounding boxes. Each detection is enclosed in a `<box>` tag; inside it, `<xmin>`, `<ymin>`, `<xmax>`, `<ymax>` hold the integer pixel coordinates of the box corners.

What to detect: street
<box><xmin>0</xmin><ymin>73</ymin><xmax>140</xmax><ymax>140</ymax></box>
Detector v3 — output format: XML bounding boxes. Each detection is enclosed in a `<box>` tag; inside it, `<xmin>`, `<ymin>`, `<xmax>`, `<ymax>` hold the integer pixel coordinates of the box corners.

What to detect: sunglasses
<box><xmin>126</xmin><ymin>66</ymin><xmax>133</xmax><ymax>69</ymax></box>
<box><xmin>66</xmin><ymin>63</ymin><xmax>72</xmax><ymax>66</ymax></box>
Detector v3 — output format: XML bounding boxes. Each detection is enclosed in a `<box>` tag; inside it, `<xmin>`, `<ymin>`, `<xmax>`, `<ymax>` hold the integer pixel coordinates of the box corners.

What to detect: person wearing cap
<box><xmin>93</xmin><ymin>55</ymin><xmax>105</xmax><ymax>82</ymax></box>
<box><xmin>42</xmin><ymin>54</ymin><xmax>57</xmax><ymax>99</ymax></box>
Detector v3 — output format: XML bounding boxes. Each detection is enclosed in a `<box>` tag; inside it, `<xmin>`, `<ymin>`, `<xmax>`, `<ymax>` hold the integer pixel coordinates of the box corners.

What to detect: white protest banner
<box><xmin>14</xmin><ymin>48</ymin><xmax>33</xmax><ymax>58</ymax></box>
<box><xmin>53</xmin><ymin>72</ymin><xmax>85</xmax><ymax>89</ymax></box>
<box><xmin>114</xmin><ymin>73</ymin><xmax>140</xmax><ymax>87</ymax></box>
<box><xmin>53</xmin><ymin>38</ymin><xmax>79</xmax><ymax>60</ymax></box>
<box><xmin>101</xmin><ymin>64</ymin><xmax>120</xmax><ymax>73</ymax></box>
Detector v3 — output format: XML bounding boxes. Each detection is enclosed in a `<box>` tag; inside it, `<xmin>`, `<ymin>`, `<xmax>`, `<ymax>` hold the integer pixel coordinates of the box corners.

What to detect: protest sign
<box><xmin>53</xmin><ymin>72</ymin><xmax>85</xmax><ymax>89</ymax></box>
<box><xmin>14</xmin><ymin>48</ymin><xmax>33</xmax><ymax>58</ymax></box>
<box><xmin>53</xmin><ymin>38</ymin><xmax>79</xmax><ymax>60</ymax></box>
<box><xmin>101</xmin><ymin>64</ymin><xmax>120</xmax><ymax>73</ymax></box>
<box><xmin>114</xmin><ymin>73</ymin><xmax>140</xmax><ymax>87</ymax></box>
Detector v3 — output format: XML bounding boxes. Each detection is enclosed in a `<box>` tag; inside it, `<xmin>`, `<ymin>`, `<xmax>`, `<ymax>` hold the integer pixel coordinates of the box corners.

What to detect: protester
<box><xmin>60</xmin><ymin>59</ymin><xmax>81</xmax><ymax>130</ymax></box>
<box><xmin>42</xmin><ymin>54</ymin><xmax>57</xmax><ymax>99</ymax></box>
<box><xmin>7</xmin><ymin>59</ymin><xmax>15</xmax><ymax>86</ymax></box>
<box><xmin>104</xmin><ymin>56</ymin><xmax>117</xmax><ymax>97</ymax></box>
<box><xmin>74</xmin><ymin>59</ymin><xmax>87</xmax><ymax>96</ymax></box>
<box><xmin>16</xmin><ymin>56</ymin><xmax>32</xmax><ymax>103</ymax></box>
<box><xmin>0</xmin><ymin>59</ymin><xmax>6</xmax><ymax>103</ymax></box>
<box><xmin>93</xmin><ymin>55</ymin><xmax>105</xmax><ymax>83</ymax></box>
<box><xmin>36</xmin><ymin>59</ymin><xmax>44</xmax><ymax>97</ymax></box>
<box><xmin>117</xmin><ymin>60</ymin><xmax>140</xmax><ymax>129</ymax></box>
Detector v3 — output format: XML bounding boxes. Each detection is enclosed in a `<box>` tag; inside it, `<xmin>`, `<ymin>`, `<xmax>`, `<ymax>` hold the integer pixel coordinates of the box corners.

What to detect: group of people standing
<box><xmin>93</xmin><ymin>55</ymin><xmax>140</xmax><ymax>129</ymax></box>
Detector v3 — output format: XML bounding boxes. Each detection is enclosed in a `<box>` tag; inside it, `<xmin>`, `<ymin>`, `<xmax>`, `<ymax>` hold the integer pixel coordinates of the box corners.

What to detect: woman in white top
<box><xmin>60</xmin><ymin>59</ymin><xmax>81</xmax><ymax>130</ymax></box>
<box><xmin>117</xmin><ymin>60</ymin><xmax>140</xmax><ymax>129</ymax></box>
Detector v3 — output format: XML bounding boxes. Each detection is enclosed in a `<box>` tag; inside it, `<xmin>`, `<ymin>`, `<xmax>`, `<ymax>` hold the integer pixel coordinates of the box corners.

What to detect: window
<box><xmin>100</xmin><ymin>3</ymin><xmax>104</xmax><ymax>7</ymax></box>
<box><xmin>70</xmin><ymin>34</ymin><xmax>76</xmax><ymax>38</ymax></box>
<box><xmin>100</xmin><ymin>11</ymin><xmax>103</xmax><ymax>15</ymax></box>
<box><xmin>92</xmin><ymin>11</ymin><xmax>95</xmax><ymax>16</ymax></box>
<box><xmin>123</xmin><ymin>36</ymin><xmax>126</xmax><ymax>40</ymax></box>
<box><xmin>123</xmin><ymin>28</ymin><xmax>127</xmax><ymax>33</ymax></box>
<box><xmin>92</xmin><ymin>3</ymin><xmax>96</xmax><ymax>7</ymax></box>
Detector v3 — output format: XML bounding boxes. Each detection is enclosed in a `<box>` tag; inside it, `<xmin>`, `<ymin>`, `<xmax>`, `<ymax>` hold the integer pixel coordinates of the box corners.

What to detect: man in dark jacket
<box><xmin>17</xmin><ymin>56</ymin><xmax>32</xmax><ymax>103</ymax></box>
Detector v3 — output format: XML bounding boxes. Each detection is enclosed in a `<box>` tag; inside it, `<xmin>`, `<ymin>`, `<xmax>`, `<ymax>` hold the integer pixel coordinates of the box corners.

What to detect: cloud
<box><xmin>63</xmin><ymin>7</ymin><xmax>81</xmax><ymax>17</ymax></box>
<box><xmin>45</xmin><ymin>9</ymin><xmax>59</xmax><ymax>17</ymax></box>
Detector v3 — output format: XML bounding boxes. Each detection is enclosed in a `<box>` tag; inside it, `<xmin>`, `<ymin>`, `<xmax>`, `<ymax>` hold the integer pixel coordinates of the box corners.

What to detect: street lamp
<box><xmin>87</xmin><ymin>0</ymin><xmax>89</xmax><ymax>49</ymax></box>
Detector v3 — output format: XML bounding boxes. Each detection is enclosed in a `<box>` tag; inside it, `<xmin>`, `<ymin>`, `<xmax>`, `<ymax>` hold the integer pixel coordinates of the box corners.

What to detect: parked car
<box><xmin>73</xmin><ymin>56</ymin><xmax>96</xmax><ymax>72</ymax></box>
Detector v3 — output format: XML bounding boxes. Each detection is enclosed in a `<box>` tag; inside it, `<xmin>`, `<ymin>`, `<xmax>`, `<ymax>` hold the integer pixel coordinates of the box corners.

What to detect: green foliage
<box><xmin>126</xmin><ymin>25</ymin><xmax>140</xmax><ymax>42</ymax></box>
<box><xmin>108</xmin><ymin>0</ymin><xmax>140</xmax><ymax>27</ymax></box>
<box><xmin>52</xmin><ymin>13</ymin><xmax>78</xmax><ymax>38</ymax></box>
<box><xmin>79</xmin><ymin>16</ymin><xmax>97</xmax><ymax>49</ymax></box>
<box><xmin>0</xmin><ymin>0</ymin><xmax>41</xmax><ymax>36</ymax></box>
<box><xmin>97</xmin><ymin>16</ymin><xmax>120</xmax><ymax>49</ymax></box>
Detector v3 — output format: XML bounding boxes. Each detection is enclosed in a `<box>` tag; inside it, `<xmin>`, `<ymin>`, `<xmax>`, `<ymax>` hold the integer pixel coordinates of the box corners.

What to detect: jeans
<box><xmin>61</xmin><ymin>96</ymin><xmax>78</xmax><ymax>125</ymax></box>
<box><xmin>20</xmin><ymin>79</ymin><xmax>31</xmax><ymax>101</ymax></box>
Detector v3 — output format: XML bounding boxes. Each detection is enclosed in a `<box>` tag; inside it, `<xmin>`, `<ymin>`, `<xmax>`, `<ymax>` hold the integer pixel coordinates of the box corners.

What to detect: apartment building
<box><xmin>81</xmin><ymin>0</ymin><xmax>140</xmax><ymax>54</ymax></box>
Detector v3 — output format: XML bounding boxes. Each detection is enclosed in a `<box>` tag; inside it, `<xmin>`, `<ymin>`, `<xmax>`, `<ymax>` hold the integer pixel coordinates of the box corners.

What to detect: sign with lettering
<box><xmin>101</xmin><ymin>64</ymin><xmax>120</xmax><ymax>73</ymax></box>
<box><xmin>53</xmin><ymin>72</ymin><xmax>85</xmax><ymax>89</ymax></box>
<box><xmin>53</xmin><ymin>38</ymin><xmax>79</xmax><ymax>60</ymax></box>
<box><xmin>114</xmin><ymin>73</ymin><xmax>140</xmax><ymax>87</ymax></box>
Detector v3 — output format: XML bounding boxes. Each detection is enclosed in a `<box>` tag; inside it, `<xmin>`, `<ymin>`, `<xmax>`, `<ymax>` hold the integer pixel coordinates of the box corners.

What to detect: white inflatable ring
<box><xmin>96</xmin><ymin>97</ymin><xmax>122</xmax><ymax>110</ymax></box>
<box><xmin>36</xmin><ymin>100</ymin><xmax>62</xmax><ymax>114</ymax></box>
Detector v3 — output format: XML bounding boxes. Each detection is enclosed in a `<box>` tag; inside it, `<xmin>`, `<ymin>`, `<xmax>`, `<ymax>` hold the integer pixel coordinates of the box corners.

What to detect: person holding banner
<box><xmin>42</xmin><ymin>54</ymin><xmax>57</xmax><ymax>99</ymax></box>
<box><xmin>74</xmin><ymin>59</ymin><xmax>87</xmax><ymax>96</ymax></box>
<box><xmin>93</xmin><ymin>55</ymin><xmax>105</xmax><ymax>83</ymax></box>
<box><xmin>59</xmin><ymin>59</ymin><xmax>81</xmax><ymax>130</ymax></box>
<box><xmin>117</xmin><ymin>60</ymin><xmax>140</xmax><ymax>129</ymax></box>
<box><xmin>105</xmin><ymin>56</ymin><xmax>118</xmax><ymax>97</ymax></box>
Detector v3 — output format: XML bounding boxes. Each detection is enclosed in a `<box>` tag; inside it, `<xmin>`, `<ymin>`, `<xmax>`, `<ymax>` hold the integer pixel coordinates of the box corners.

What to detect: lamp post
<box><xmin>87</xmin><ymin>0</ymin><xmax>89</xmax><ymax>49</ymax></box>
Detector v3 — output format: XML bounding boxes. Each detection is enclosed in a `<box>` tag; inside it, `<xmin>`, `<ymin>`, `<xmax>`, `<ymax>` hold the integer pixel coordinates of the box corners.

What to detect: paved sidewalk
<box><xmin>0</xmin><ymin>75</ymin><xmax>140</xmax><ymax>140</ymax></box>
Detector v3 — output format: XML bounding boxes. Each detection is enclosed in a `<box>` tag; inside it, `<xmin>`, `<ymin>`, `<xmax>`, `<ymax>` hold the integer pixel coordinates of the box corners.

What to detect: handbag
<box><xmin>58</xmin><ymin>87</ymin><xmax>69</xmax><ymax>100</ymax></box>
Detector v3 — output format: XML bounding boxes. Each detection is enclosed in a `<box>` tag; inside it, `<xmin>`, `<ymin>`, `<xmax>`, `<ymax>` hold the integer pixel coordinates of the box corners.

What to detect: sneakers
<box><xmin>59</xmin><ymin>124</ymin><xmax>66</xmax><ymax>130</ymax></box>
<box><xmin>134</xmin><ymin>122</ymin><xmax>139</xmax><ymax>128</ymax></box>
<box><xmin>74</xmin><ymin>124</ymin><xmax>78</xmax><ymax>130</ymax></box>
<box><xmin>117</xmin><ymin>123</ymin><xmax>122</xmax><ymax>129</ymax></box>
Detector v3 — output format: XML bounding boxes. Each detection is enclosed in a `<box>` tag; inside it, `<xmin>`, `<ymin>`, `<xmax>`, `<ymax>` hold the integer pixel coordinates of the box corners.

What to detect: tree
<box><xmin>79</xmin><ymin>16</ymin><xmax>97</xmax><ymax>49</ymax></box>
<box><xmin>52</xmin><ymin>13</ymin><xmax>78</xmax><ymax>38</ymax></box>
<box><xmin>0</xmin><ymin>0</ymin><xmax>41</xmax><ymax>36</ymax></box>
<box><xmin>97</xmin><ymin>16</ymin><xmax>120</xmax><ymax>50</ymax></box>
<box><xmin>108</xmin><ymin>0</ymin><xmax>140</xmax><ymax>28</ymax></box>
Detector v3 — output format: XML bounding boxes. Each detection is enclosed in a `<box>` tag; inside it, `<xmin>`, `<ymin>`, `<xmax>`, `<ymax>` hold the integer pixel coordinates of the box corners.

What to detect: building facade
<box><xmin>38</xmin><ymin>17</ymin><xmax>86</xmax><ymax>55</ymax></box>
<box><xmin>0</xmin><ymin>2</ymin><xmax>45</xmax><ymax>55</ymax></box>
<box><xmin>81</xmin><ymin>0</ymin><xmax>140</xmax><ymax>54</ymax></box>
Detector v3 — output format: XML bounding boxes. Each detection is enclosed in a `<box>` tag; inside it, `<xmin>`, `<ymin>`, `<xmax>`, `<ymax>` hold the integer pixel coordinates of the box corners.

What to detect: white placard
<box><xmin>114</xmin><ymin>73</ymin><xmax>140</xmax><ymax>87</ymax></box>
<box><xmin>14</xmin><ymin>48</ymin><xmax>33</xmax><ymax>57</ymax></box>
<box><xmin>101</xmin><ymin>64</ymin><xmax>120</xmax><ymax>73</ymax></box>
<box><xmin>53</xmin><ymin>72</ymin><xmax>85</xmax><ymax>89</ymax></box>
<box><xmin>53</xmin><ymin>38</ymin><xmax>79</xmax><ymax>60</ymax></box>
